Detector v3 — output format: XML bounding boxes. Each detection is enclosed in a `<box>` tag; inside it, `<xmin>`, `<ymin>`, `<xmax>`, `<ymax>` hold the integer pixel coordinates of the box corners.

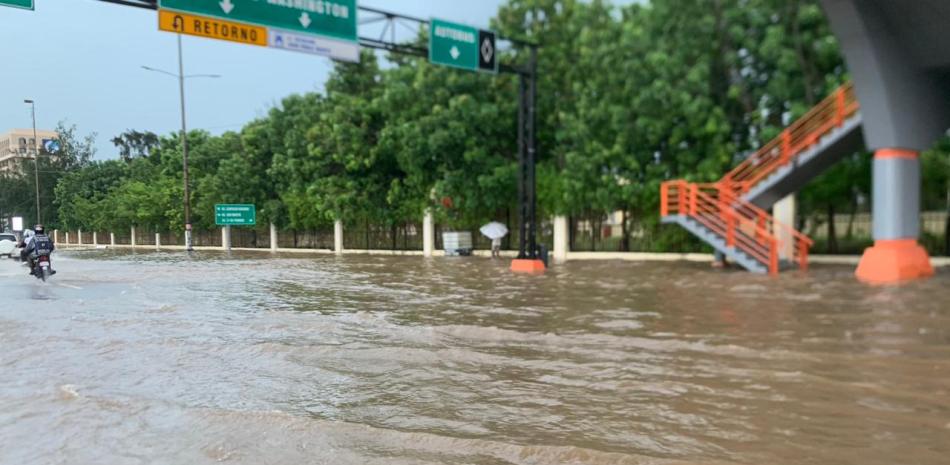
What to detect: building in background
<box><xmin>0</xmin><ymin>128</ymin><xmax>59</xmax><ymax>174</ymax></box>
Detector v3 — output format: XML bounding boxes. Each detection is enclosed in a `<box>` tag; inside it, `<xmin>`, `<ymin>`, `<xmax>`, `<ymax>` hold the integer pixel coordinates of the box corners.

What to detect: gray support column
<box><xmin>422</xmin><ymin>210</ymin><xmax>434</xmax><ymax>258</ymax></box>
<box><xmin>77</xmin><ymin>230</ymin><xmax>83</xmax><ymax>246</ymax></box>
<box><xmin>773</xmin><ymin>195</ymin><xmax>797</xmax><ymax>261</ymax></box>
<box><xmin>65</xmin><ymin>232</ymin><xmax>70</xmax><ymax>245</ymax></box>
<box><xmin>856</xmin><ymin>149</ymin><xmax>933</xmax><ymax>283</ymax></box>
<box><xmin>131</xmin><ymin>227</ymin><xmax>136</xmax><ymax>247</ymax></box>
<box><xmin>93</xmin><ymin>232</ymin><xmax>98</xmax><ymax>247</ymax></box>
<box><xmin>270</xmin><ymin>223</ymin><xmax>278</xmax><ymax>252</ymax></box>
<box><xmin>53</xmin><ymin>230</ymin><xmax>58</xmax><ymax>244</ymax></box>
<box><xmin>110</xmin><ymin>233</ymin><xmax>115</xmax><ymax>247</ymax></box>
<box><xmin>553</xmin><ymin>215</ymin><xmax>569</xmax><ymax>264</ymax></box>
<box><xmin>334</xmin><ymin>220</ymin><xmax>344</xmax><ymax>255</ymax></box>
<box><xmin>155</xmin><ymin>233</ymin><xmax>161</xmax><ymax>250</ymax></box>
<box><xmin>222</xmin><ymin>226</ymin><xmax>231</xmax><ymax>251</ymax></box>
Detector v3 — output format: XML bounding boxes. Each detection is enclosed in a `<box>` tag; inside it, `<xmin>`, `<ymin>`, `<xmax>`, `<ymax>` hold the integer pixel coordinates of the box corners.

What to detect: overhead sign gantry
<box><xmin>158</xmin><ymin>0</ymin><xmax>360</xmax><ymax>62</ymax></box>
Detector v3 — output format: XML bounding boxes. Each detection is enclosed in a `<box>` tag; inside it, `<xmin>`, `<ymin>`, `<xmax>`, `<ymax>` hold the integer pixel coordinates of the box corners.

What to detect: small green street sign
<box><xmin>159</xmin><ymin>0</ymin><xmax>357</xmax><ymax>43</ymax></box>
<box><xmin>0</xmin><ymin>0</ymin><xmax>33</xmax><ymax>11</ymax></box>
<box><xmin>215</xmin><ymin>204</ymin><xmax>257</xmax><ymax>226</ymax></box>
<box><xmin>429</xmin><ymin>18</ymin><xmax>497</xmax><ymax>74</ymax></box>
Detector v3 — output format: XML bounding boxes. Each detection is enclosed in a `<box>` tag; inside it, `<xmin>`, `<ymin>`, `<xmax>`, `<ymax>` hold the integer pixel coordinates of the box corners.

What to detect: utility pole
<box><xmin>143</xmin><ymin>35</ymin><xmax>219</xmax><ymax>252</ymax></box>
<box><xmin>24</xmin><ymin>99</ymin><xmax>40</xmax><ymax>225</ymax></box>
<box><xmin>177</xmin><ymin>34</ymin><xmax>192</xmax><ymax>251</ymax></box>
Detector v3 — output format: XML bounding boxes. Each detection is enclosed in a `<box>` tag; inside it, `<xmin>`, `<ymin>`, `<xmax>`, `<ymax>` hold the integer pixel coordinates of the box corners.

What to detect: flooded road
<box><xmin>1</xmin><ymin>251</ymin><xmax>948</xmax><ymax>465</ymax></box>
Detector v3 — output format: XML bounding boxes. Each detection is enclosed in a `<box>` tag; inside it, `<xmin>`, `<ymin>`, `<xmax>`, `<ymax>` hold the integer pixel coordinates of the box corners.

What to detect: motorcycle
<box><xmin>31</xmin><ymin>255</ymin><xmax>54</xmax><ymax>282</ymax></box>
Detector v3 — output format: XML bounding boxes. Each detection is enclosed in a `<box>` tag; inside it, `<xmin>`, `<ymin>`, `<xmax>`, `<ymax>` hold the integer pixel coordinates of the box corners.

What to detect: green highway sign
<box><xmin>0</xmin><ymin>0</ymin><xmax>33</xmax><ymax>10</ymax></box>
<box><xmin>429</xmin><ymin>18</ymin><xmax>497</xmax><ymax>74</ymax></box>
<box><xmin>215</xmin><ymin>204</ymin><xmax>257</xmax><ymax>226</ymax></box>
<box><xmin>159</xmin><ymin>0</ymin><xmax>357</xmax><ymax>42</ymax></box>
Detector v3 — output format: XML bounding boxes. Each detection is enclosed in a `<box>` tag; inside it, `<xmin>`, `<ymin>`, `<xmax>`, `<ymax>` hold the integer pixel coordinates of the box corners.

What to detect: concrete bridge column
<box><xmin>855</xmin><ymin>149</ymin><xmax>933</xmax><ymax>283</ymax></box>
<box><xmin>552</xmin><ymin>215</ymin><xmax>569</xmax><ymax>264</ymax></box>
<box><xmin>422</xmin><ymin>210</ymin><xmax>434</xmax><ymax>258</ymax></box>
<box><xmin>222</xmin><ymin>226</ymin><xmax>231</xmax><ymax>251</ymax></box>
<box><xmin>820</xmin><ymin>0</ymin><xmax>949</xmax><ymax>284</ymax></box>
<box><xmin>270</xmin><ymin>223</ymin><xmax>278</xmax><ymax>252</ymax></box>
<box><xmin>334</xmin><ymin>220</ymin><xmax>344</xmax><ymax>255</ymax></box>
<box><xmin>773</xmin><ymin>195</ymin><xmax>797</xmax><ymax>261</ymax></box>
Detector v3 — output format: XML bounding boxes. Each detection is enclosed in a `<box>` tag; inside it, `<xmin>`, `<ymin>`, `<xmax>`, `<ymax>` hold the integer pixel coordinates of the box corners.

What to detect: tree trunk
<box><xmin>504</xmin><ymin>208</ymin><xmax>512</xmax><ymax>250</ymax></box>
<box><xmin>568</xmin><ymin>215</ymin><xmax>575</xmax><ymax>252</ymax></box>
<box><xmin>827</xmin><ymin>204</ymin><xmax>838</xmax><ymax>253</ymax></box>
<box><xmin>846</xmin><ymin>199</ymin><xmax>857</xmax><ymax>238</ymax></box>
<box><xmin>944</xmin><ymin>211</ymin><xmax>950</xmax><ymax>256</ymax></box>
<box><xmin>620</xmin><ymin>209</ymin><xmax>630</xmax><ymax>252</ymax></box>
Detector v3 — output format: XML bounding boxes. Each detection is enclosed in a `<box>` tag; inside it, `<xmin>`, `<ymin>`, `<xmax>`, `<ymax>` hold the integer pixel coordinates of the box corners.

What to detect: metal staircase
<box><xmin>661</xmin><ymin>83</ymin><xmax>861</xmax><ymax>274</ymax></box>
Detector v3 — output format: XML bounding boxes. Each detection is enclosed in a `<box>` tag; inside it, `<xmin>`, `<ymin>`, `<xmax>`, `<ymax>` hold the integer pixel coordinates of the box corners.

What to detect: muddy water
<box><xmin>0</xmin><ymin>251</ymin><xmax>948</xmax><ymax>465</ymax></box>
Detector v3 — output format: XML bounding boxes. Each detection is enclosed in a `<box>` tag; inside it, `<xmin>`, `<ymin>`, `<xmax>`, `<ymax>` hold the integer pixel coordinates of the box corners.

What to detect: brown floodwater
<box><xmin>0</xmin><ymin>250</ymin><xmax>948</xmax><ymax>464</ymax></box>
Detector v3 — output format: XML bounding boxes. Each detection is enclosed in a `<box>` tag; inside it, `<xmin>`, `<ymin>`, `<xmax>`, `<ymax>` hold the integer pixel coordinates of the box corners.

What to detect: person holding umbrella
<box><xmin>480</xmin><ymin>222</ymin><xmax>508</xmax><ymax>258</ymax></box>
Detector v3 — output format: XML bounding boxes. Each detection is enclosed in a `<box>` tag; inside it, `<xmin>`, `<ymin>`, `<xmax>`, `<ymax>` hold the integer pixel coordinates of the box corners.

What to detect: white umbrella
<box><xmin>479</xmin><ymin>222</ymin><xmax>508</xmax><ymax>240</ymax></box>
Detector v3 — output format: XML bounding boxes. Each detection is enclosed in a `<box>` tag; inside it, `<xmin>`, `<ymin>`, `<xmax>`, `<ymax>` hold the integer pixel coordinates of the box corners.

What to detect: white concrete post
<box><xmin>77</xmin><ymin>230</ymin><xmax>83</xmax><ymax>246</ymax></box>
<box><xmin>222</xmin><ymin>226</ymin><xmax>231</xmax><ymax>251</ymax></box>
<box><xmin>155</xmin><ymin>233</ymin><xmax>161</xmax><ymax>250</ymax></box>
<box><xmin>93</xmin><ymin>232</ymin><xmax>98</xmax><ymax>246</ymax></box>
<box><xmin>423</xmin><ymin>210</ymin><xmax>434</xmax><ymax>257</ymax></box>
<box><xmin>54</xmin><ymin>230</ymin><xmax>58</xmax><ymax>244</ymax></box>
<box><xmin>110</xmin><ymin>232</ymin><xmax>115</xmax><ymax>247</ymax></box>
<box><xmin>131</xmin><ymin>226</ymin><xmax>137</xmax><ymax>247</ymax></box>
<box><xmin>773</xmin><ymin>194</ymin><xmax>797</xmax><ymax>261</ymax></box>
<box><xmin>553</xmin><ymin>215</ymin><xmax>569</xmax><ymax>264</ymax></box>
<box><xmin>270</xmin><ymin>223</ymin><xmax>278</xmax><ymax>252</ymax></box>
<box><xmin>65</xmin><ymin>232</ymin><xmax>70</xmax><ymax>245</ymax></box>
<box><xmin>334</xmin><ymin>220</ymin><xmax>344</xmax><ymax>255</ymax></box>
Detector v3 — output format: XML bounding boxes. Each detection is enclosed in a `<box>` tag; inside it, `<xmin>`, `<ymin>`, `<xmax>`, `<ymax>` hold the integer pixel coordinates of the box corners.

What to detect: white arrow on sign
<box><xmin>299</xmin><ymin>12</ymin><xmax>312</xmax><ymax>28</ymax></box>
<box><xmin>450</xmin><ymin>46</ymin><xmax>460</xmax><ymax>60</ymax></box>
<box><xmin>219</xmin><ymin>0</ymin><xmax>234</xmax><ymax>14</ymax></box>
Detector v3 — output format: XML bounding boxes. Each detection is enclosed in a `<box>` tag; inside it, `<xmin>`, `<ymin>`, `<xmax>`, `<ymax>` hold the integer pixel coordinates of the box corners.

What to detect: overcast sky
<box><xmin>0</xmin><ymin>0</ymin><xmax>524</xmax><ymax>157</ymax></box>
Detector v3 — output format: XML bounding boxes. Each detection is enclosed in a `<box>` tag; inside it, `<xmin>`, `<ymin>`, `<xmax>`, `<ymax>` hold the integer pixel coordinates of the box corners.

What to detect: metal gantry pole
<box><xmin>517</xmin><ymin>74</ymin><xmax>528</xmax><ymax>259</ymax></box>
<box><xmin>527</xmin><ymin>46</ymin><xmax>538</xmax><ymax>259</ymax></box>
<box><xmin>178</xmin><ymin>34</ymin><xmax>193</xmax><ymax>251</ymax></box>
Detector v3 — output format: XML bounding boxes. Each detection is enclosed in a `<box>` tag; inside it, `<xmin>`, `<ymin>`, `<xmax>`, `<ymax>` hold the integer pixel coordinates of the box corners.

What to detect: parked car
<box><xmin>0</xmin><ymin>232</ymin><xmax>19</xmax><ymax>258</ymax></box>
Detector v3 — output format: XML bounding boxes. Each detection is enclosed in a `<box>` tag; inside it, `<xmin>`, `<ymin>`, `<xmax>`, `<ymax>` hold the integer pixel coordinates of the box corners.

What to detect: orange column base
<box><xmin>855</xmin><ymin>239</ymin><xmax>933</xmax><ymax>285</ymax></box>
<box><xmin>511</xmin><ymin>259</ymin><xmax>546</xmax><ymax>273</ymax></box>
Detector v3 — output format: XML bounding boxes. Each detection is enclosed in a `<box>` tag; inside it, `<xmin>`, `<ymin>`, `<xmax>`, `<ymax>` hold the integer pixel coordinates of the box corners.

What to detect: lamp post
<box><xmin>142</xmin><ymin>35</ymin><xmax>220</xmax><ymax>251</ymax></box>
<box><xmin>23</xmin><ymin>99</ymin><xmax>40</xmax><ymax>225</ymax></box>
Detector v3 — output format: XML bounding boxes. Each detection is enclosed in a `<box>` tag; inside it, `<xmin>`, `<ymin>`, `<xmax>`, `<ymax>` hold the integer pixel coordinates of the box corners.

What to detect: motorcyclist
<box><xmin>22</xmin><ymin>224</ymin><xmax>54</xmax><ymax>276</ymax></box>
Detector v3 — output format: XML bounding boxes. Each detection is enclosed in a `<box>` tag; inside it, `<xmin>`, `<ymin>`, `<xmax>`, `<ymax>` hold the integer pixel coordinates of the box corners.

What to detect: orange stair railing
<box><xmin>660</xmin><ymin>83</ymin><xmax>858</xmax><ymax>274</ymax></box>
<box><xmin>662</xmin><ymin>181</ymin><xmax>813</xmax><ymax>274</ymax></box>
<box><xmin>721</xmin><ymin>82</ymin><xmax>860</xmax><ymax>196</ymax></box>
<box><xmin>662</xmin><ymin>180</ymin><xmax>785</xmax><ymax>275</ymax></box>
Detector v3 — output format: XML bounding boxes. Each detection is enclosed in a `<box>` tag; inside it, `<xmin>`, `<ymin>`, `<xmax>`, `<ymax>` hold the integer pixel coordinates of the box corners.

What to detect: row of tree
<box><xmin>3</xmin><ymin>0</ymin><xmax>948</xmax><ymax>253</ymax></box>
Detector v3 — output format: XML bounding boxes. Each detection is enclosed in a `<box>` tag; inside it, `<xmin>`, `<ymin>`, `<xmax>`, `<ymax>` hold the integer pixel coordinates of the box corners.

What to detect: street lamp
<box><xmin>142</xmin><ymin>34</ymin><xmax>221</xmax><ymax>251</ymax></box>
<box><xmin>23</xmin><ymin>99</ymin><xmax>40</xmax><ymax>225</ymax></box>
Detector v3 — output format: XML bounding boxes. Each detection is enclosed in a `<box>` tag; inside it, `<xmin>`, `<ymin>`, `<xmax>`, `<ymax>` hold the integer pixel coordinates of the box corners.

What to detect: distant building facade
<box><xmin>0</xmin><ymin>128</ymin><xmax>59</xmax><ymax>174</ymax></box>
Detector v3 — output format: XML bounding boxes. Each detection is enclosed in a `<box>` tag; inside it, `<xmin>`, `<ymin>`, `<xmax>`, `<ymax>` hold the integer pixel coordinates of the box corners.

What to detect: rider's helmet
<box><xmin>34</xmin><ymin>224</ymin><xmax>44</xmax><ymax>235</ymax></box>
